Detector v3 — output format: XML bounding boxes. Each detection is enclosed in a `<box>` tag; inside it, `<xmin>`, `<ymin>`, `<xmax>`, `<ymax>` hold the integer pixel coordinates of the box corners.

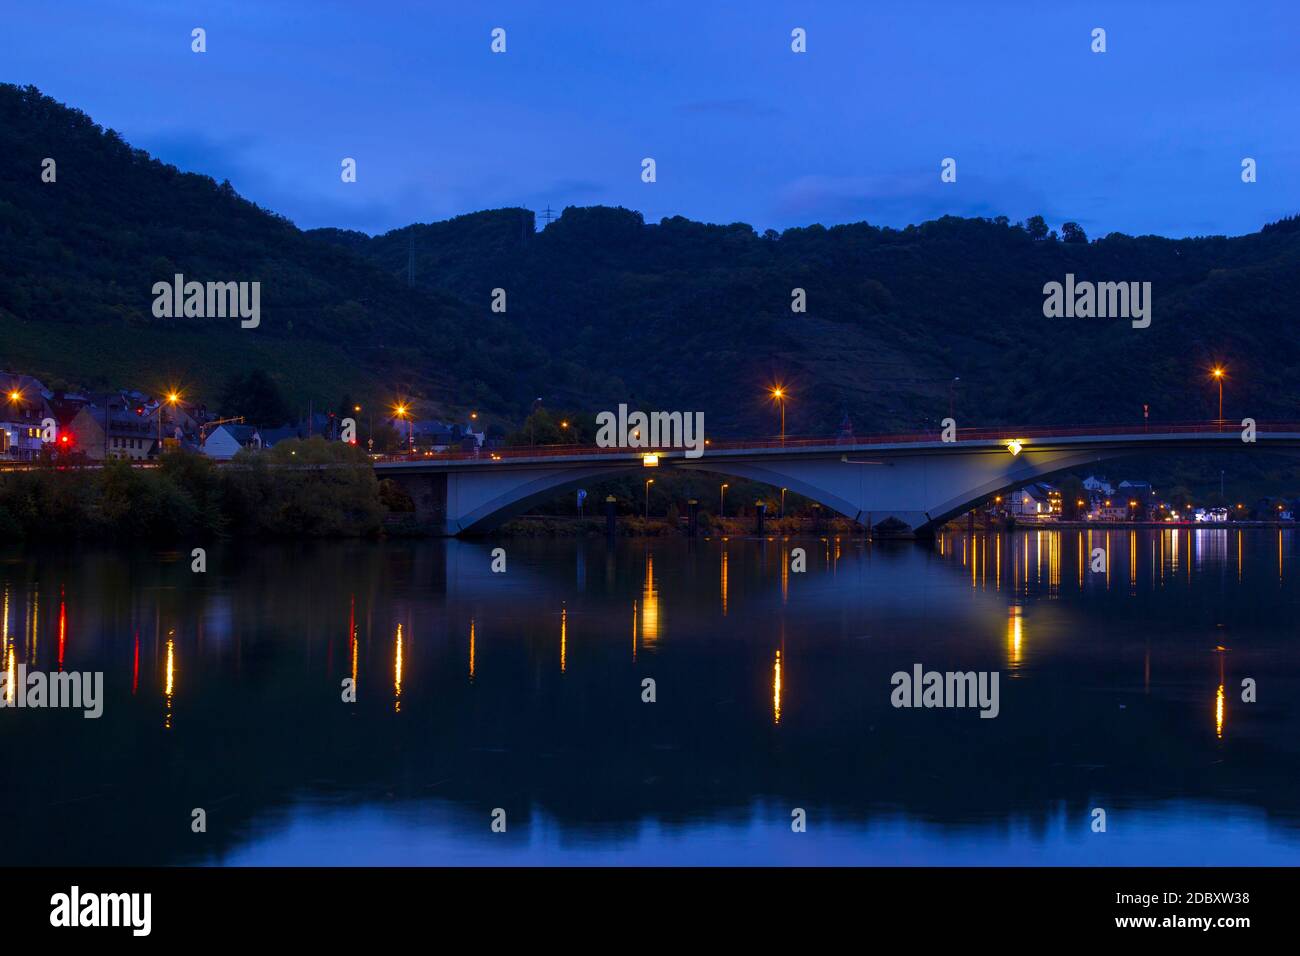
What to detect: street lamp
<box><xmin>769</xmin><ymin>386</ymin><xmax>788</xmax><ymax>443</ymax></box>
<box><xmin>949</xmin><ymin>376</ymin><xmax>960</xmax><ymax>421</ymax></box>
<box><xmin>780</xmin><ymin>487</ymin><xmax>787</xmax><ymax>518</ymax></box>
<box><xmin>645</xmin><ymin>478</ymin><xmax>654</xmax><ymax>518</ymax></box>
<box><xmin>394</xmin><ymin>402</ymin><xmax>412</xmax><ymax>451</ymax></box>
<box><xmin>1210</xmin><ymin>367</ymin><xmax>1226</xmax><ymax>428</ymax></box>
<box><xmin>159</xmin><ymin>391</ymin><xmax>181</xmax><ymax>449</ymax></box>
<box><xmin>721</xmin><ymin>482</ymin><xmax>729</xmax><ymax>518</ymax></box>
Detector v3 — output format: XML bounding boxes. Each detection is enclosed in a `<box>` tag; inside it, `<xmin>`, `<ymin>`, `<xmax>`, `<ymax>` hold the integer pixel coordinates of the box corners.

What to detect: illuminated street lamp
<box><xmin>645</xmin><ymin>478</ymin><xmax>655</xmax><ymax>518</ymax></box>
<box><xmin>769</xmin><ymin>386</ymin><xmax>787</xmax><ymax>443</ymax></box>
<box><xmin>1210</xmin><ymin>367</ymin><xmax>1226</xmax><ymax>427</ymax></box>
<box><xmin>394</xmin><ymin>402</ymin><xmax>413</xmax><ymax>451</ymax></box>
<box><xmin>159</xmin><ymin>390</ymin><xmax>181</xmax><ymax>448</ymax></box>
<box><xmin>720</xmin><ymin>482</ymin><xmax>729</xmax><ymax>518</ymax></box>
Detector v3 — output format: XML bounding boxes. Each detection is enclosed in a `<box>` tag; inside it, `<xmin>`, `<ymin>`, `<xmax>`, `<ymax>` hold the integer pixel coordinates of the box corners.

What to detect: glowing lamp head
<box><xmin>7</xmin><ymin>390</ymin><xmax>19</xmax><ymax>402</ymax></box>
<box><xmin>642</xmin><ymin>453</ymin><xmax>659</xmax><ymax>467</ymax></box>
<box><xmin>1006</xmin><ymin>439</ymin><xmax>1023</xmax><ymax>456</ymax></box>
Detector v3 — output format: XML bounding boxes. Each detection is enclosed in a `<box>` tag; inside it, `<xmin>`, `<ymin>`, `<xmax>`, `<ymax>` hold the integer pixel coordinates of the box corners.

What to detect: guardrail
<box><xmin>369</xmin><ymin>420</ymin><xmax>1300</xmax><ymax>465</ymax></box>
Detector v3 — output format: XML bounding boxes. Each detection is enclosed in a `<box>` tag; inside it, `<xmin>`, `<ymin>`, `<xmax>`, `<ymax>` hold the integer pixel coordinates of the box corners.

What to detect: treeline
<box><xmin>0</xmin><ymin>439</ymin><xmax>386</xmax><ymax>540</ymax></box>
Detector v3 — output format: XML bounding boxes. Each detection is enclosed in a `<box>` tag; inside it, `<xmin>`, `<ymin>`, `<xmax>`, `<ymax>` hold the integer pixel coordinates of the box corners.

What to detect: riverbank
<box><xmin>495</xmin><ymin>514</ymin><xmax>865</xmax><ymax>537</ymax></box>
<box><xmin>946</xmin><ymin>518</ymin><xmax>1295</xmax><ymax>531</ymax></box>
<box><xmin>0</xmin><ymin>441</ymin><xmax>383</xmax><ymax>540</ymax></box>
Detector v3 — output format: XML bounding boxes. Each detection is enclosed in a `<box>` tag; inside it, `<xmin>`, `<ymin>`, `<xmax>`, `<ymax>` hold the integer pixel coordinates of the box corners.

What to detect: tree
<box><xmin>1024</xmin><ymin>215</ymin><xmax>1050</xmax><ymax>240</ymax></box>
<box><xmin>219</xmin><ymin>369</ymin><xmax>291</xmax><ymax>427</ymax></box>
<box><xmin>1056</xmin><ymin>475</ymin><xmax>1087</xmax><ymax>520</ymax></box>
<box><xmin>1061</xmin><ymin>221</ymin><xmax>1088</xmax><ymax>244</ymax></box>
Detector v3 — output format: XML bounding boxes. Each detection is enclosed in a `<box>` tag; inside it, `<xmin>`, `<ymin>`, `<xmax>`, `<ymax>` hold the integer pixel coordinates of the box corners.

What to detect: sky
<box><xmin>2</xmin><ymin>0</ymin><xmax>1297</xmax><ymax>238</ymax></box>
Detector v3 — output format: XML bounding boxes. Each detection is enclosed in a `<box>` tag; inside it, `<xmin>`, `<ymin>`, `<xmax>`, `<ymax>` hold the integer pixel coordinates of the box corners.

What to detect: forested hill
<box><xmin>0</xmin><ymin>83</ymin><xmax>527</xmax><ymax>418</ymax></box>
<box><xmin>3</xmin><ymin>83</ymin><xmax>1299</xmax><ymax>438</ymax></box>
<box><xmin>315</xmin><ymin>205</ymin><xmax>1300</xmax><ymax>436</ymax></box>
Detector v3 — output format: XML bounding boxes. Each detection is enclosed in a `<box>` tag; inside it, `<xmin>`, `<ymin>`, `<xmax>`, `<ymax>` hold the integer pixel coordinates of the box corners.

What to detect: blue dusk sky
<box><xmin>2</xmin><ymin>0</ymin><xmax>1296</xmax><ymax>238</ymax></box>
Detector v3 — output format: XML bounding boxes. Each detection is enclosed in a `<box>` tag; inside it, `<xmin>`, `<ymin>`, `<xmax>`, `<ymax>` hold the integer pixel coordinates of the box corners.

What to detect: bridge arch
<box><xmin>376</xmin><ymin>428</ymin><xmax>1300</xmax><ymax>536</ymax></box>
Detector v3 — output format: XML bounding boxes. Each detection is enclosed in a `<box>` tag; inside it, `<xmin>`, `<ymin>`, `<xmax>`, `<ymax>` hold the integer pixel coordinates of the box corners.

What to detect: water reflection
<box><xmin>1</xmin><ymin>531</ymin><xmax>1298</xmax><ymax>866</ymax></box>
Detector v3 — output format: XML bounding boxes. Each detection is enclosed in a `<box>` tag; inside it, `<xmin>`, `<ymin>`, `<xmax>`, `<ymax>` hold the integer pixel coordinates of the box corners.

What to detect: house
<box><xmin>202</xmin><ymin>424</ymin><xmax>261</xmax><ymax>460</ymax></box>
<box><xmin>257</xmin><ymin>424</ymin><xmax>303</xmax><ymax>450</ymax></box>
<box><xmin>1008</xmin><ymin>483</ymin><xmax>1056</xmax><ymax>519</ymax></box>
<box><xmin>1082</xmin><ymin>475</ymin><xmax>1115</xmax><ymax>496</ymax></box>
<box><xmin>68</xmin><ymin>406</ymin><xmax>160</xmax><ymax>460</ymax></box>
<box><xmin>0</xmin><ymin>418</ymin><xmax>44</xmax><ymax>460</ymax></box>
<box><xmin>1087</xmin><ymin>497</ymin><xmax>1129</xmax><ymax>521</ymax></box>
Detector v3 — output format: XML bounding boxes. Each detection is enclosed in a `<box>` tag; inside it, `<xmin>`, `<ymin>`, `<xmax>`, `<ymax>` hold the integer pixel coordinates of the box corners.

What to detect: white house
<box><xmin>1008</xmin><ymin>483</ymin><xmax>1056</xmax><ymax>519</ymax></box>
<box><xmin>202</xmin><ymin>424</ymin><xmax>261</xmax><ymax>460</ymax></box>
<box><xmin>1082</xmin><ymin>475</ymin><xmax>1115</xmax><ymax>496</ymax></box>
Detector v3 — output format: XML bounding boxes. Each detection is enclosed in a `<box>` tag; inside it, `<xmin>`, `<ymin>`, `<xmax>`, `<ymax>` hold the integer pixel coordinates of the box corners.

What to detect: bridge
<box><xmin>376</xmin><ymin>422</ymin><xmax>1300</xmax><ymax>536</ymax></box>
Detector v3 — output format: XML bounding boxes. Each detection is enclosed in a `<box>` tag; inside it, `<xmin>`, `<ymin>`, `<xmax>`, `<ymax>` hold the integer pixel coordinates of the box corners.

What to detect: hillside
<box><xmin>0</xmin><ymin>83</ymin><xmax>526</xmax><ymax>421</ymax></box>
<box><xmin>4</xmin><ymin>83</ymin><xmax>1300</xmax><ymax>446</ymax></box>
<box><xmin>314</xmin><ymin>207</ymin><xmax>1300</xmax><ymax>437</ymax></box>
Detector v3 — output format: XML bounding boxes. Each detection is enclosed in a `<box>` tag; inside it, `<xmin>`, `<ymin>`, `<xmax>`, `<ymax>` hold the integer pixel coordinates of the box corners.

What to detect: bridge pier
<box><xmin>387</xmin><ymin>472</ymin><xmax>449</xmax><ymax>533</ymax></box>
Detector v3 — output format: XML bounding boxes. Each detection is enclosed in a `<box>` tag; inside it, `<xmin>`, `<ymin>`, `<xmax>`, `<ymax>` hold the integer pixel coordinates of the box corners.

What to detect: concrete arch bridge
<box><xmin>374</xmin><ymin>422</ymin><xmax>1300</xmax><ymax>536</ymax></box>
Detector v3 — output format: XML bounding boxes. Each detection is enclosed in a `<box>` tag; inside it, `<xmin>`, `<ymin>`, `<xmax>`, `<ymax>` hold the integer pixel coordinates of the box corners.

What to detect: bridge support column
<box><xmin>386</xmin><ymin>472</ymin><xmax>449</xmax><ymax>534</ymax></box>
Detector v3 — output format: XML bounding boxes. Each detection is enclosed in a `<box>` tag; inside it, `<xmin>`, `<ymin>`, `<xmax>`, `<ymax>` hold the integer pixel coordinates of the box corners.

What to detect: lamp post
<box><xmin>769</xmin><ymin>387</ymin><xmax>786</xmax><ymax>443</ymax></box>
<box><xmin>780</xmin><ymin>487</ymin><xmax>787</xmax><ymax>518</ymax></box>
<box><xmin>159</xmin><ymin>391</ymin><xmax>180</xmax><ymax>451</ymax></box>
<box><xmin>949</xmin><ymin>376</ymin><xmax>960</xmax><ymax>421</ymax></box>
<box><xmin>1211</xmin><ymin>367</ymin><xmax>1225</xmax><ymax>429</ymax></box>
<box><xmin>394</xmin><ymin>403</ymin><xmax>412</xmax><ymax>453</ymax></box>
<box><xmin>645</xmin><ymin>478</ymin><xmax>654</xmax><ymax>519</ymax></box>
<box><xmin>720</xmin><ymin>482</ymin><xmax>729</xmax><ymax>518</ymax></box>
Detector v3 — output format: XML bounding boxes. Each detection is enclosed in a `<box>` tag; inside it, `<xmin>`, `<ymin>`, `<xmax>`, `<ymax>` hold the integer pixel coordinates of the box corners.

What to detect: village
<box><xmin>0</xmin><ymin>371</ymin><xmax>487</xmax><ymax>464</ymax></box>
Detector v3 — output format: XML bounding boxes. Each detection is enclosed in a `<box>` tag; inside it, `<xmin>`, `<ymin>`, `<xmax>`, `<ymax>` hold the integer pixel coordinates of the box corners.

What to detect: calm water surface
<box><xmin>3</xmin><ymin>529</ymin><xmax>1299</xmax><ymax>865</ymax></box>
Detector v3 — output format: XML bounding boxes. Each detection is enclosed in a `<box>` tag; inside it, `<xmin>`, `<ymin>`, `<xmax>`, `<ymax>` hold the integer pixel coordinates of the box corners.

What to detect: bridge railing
<box><xmin>371</xmin><ymin>420</ymin><xmax>1300</xmax><ymax>465</ymax></box>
